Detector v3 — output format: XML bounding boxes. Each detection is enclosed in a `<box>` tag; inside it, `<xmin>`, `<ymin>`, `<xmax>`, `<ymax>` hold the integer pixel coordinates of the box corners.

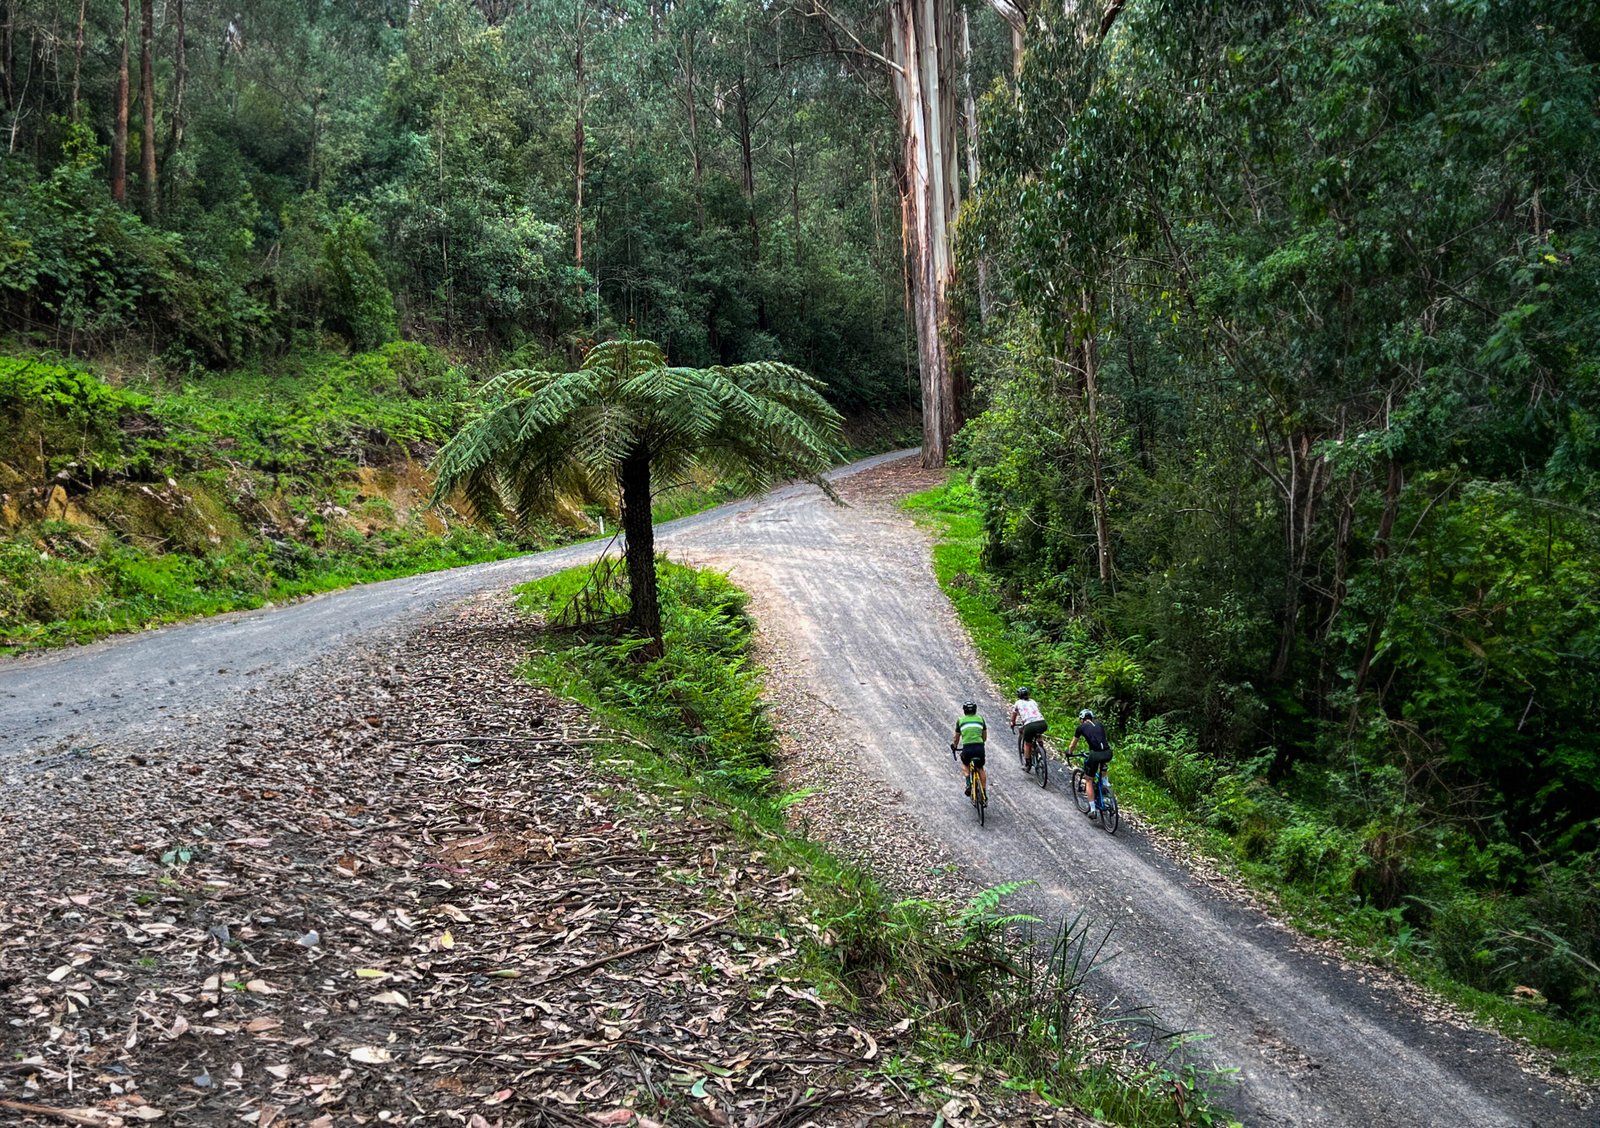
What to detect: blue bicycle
<box><xmin>1071</xmin><ymin>756</ymin><xmax>1119</xmax><ymax>834</ymax></box>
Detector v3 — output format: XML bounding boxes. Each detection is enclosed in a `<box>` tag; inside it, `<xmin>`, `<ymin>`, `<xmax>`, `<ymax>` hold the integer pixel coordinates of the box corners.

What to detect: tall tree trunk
<box><xmin>889</xmin><ymin>0</ymin><xmax>962</xmax><ymax>467</ymax></box>
<box><xmin>112</xmin><ymin>0</ymin><xmax>130</xmax><ymax>203</ymax></box>
<box><xmin>573</xmin><ymin>0</ymin><xmax>586</xmax><ymax>272</ymax></box>
<box><xmin>139</xmin><ymin>0</ymin><xmax>157</xmax><ymax>221</ymax></box>
<box><xmin>1</xmin><ymin>1</ymin><xmax>13</xmax><ymax>118</ymax></box>
<box><xmin>1348</xmin><ymin>457</ymin><xmax>1405</xmax><ymax>709</ymax></box>
<box><xmin>959</xmin><ymin>8</ymin><xmax>990</xmax><ymax>322</ymax></box>
<box><xmin>162</xmin><ymin>0</ymin><xmax>185</xmax><ymax>194</ymax></box>
<box><xmin>1268</xmin><ymin>431</ymin><xmax>1330</xmax><ymax>681</ymax></box>
<box><xmin>788</xmin><ymin>130</ymin><xmax>802</xmax><ymax>268</ymax></box>
<box><xmin>619</xmin><ymin>447</ymin><xmax>663</xmax><ymax>657</ymax></box>
<box><xmin>682</xmin><ymin>32</ymin><xmax>705</xmax><ymax>233</ymax></box>
<box><xmin>736</xmin><ymin>73</ymin><xmax>759</xmax><ymax>261</ymax></box>
<box><xmin>70</xmin><ymin>0</ymin><xmax>85</xmax><ymax>120</ymax></box>
<box><xmin>1080</xmin><ymin>291</ymin><xmax>1113</xmax><ymax>585</ymax></box>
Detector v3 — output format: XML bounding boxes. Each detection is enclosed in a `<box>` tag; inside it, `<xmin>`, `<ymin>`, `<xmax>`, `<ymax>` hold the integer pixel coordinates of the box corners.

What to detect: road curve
<box><xmin>1</xmin><ymin>451</ymin><xmax>1589</xmax><ymax>1127</ymax></box>
<box><xmin>0</xmin><ymin>452</ymin><xmax>910</xmax><ymax>762</ymax></box>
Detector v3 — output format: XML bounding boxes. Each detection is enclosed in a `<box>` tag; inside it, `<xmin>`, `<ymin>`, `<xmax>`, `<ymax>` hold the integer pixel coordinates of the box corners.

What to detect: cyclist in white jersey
<box><xmin>1008</xmin><ymin>687</ymin><xmax>1048</xmax><ymax>771</ymax></box>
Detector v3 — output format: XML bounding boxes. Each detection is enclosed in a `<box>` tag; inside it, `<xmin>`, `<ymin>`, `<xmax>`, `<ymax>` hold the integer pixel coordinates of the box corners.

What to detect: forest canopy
<box><xmin>0</xmin><ymin>0</ymin><xmax>929</xmax><ymax>412</ymax></box>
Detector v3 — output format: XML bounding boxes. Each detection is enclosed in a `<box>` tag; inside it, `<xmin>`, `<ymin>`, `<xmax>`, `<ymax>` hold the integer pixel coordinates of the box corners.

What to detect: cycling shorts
<box><xmin>1082</xmin><ymin>750</ymin><xmax>1112</xmax><ymax>775</ymax></box>
<box><xmin>959</xmin><ymin>743</ymin><xmax>986</xmax><ymax>769</ymax></box>
<box><xmin>1019</xmin><ymin>719</ymin><xmax>1048</xmax><ymax>743</ymax></box>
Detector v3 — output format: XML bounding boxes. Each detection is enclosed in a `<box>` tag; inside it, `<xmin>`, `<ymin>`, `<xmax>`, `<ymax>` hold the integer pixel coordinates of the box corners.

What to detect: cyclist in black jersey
<box><xmin>1066</xmin><ymin>708</ymin><xmax>1113</xmax><ymax>815</ymax></box>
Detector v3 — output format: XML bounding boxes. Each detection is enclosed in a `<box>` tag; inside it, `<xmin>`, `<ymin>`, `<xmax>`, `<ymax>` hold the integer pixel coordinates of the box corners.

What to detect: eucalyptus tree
<box><xmin>429</xmin><ymin>337</ymin><xmax>843</xmax><ymax>654</ymax></box>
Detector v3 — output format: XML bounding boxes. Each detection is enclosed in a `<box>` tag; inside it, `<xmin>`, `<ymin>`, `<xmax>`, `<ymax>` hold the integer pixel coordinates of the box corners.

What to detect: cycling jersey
<box><xmin>1012</xmin><ymin>698</ymin><xmax>1044</xmax><ymax>724</ymax></box>
<box><xmin>956</xmin><ymin>713</ymin><xmax>986</xmax><ymax>746</ymax></box>
<box><xmin>1075</xmin><ymin>720</ymin><xmax>1110</xmax><ymax>754</ymax></box>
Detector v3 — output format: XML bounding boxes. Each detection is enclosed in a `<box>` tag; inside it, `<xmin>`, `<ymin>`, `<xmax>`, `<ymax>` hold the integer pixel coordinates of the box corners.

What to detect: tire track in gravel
<box><xmin>2</xmin><ymin>451</ymin><xmax>1592</xmax><ymax>1127</ymax></box>
<box><xmin>662</xmin><ymin>458</ymin><xmax>1592</xmax><ymax>1128</ymax></box>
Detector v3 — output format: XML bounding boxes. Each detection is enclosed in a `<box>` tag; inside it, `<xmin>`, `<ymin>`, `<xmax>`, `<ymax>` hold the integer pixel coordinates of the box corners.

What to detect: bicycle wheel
<box><xmin>1100</xmin><ymin>777</ymin><xmax>1126</xmax><ymax>832</ymax></box>
<box><xmin>1035</xmin><ymin>739</ymin><xmax>1049</xmax><ymax>789</ymax></box>
<box><xmin>1070</xmin><ymin>768</ymin><xmax>1091</xmax><ymax>815</ymax></box>
<box><xmin>974</xmin><ymin>774</ymin><xmax>987</xmax><ymax>826</ymax></box>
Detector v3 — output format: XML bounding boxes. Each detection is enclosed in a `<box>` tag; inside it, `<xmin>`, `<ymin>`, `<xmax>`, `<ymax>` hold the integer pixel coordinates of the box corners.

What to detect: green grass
<box><xmin>518</xmin><ymin>558</ymin><xmax>1238</xmax><ymax>1127</ymax></box>
<box><xmin>903</xmin><ymin>475</ymin><xmax>1600</xmax><ymax>1082</ymax></box>
<box><xmin>0</xmin><ymin>523</ymin><xmax>527</xmax><ymax>654</ymax></box>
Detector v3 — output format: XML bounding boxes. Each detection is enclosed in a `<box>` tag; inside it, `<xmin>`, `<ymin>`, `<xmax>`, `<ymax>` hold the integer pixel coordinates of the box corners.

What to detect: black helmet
<box><xmin>963</xmin><ymin>702</ymin><xmax>978</xmax><ymax>714</ymax></box>
<box><xmin>1078</xmin><ymin>708</ymin><xmax>1095</xmax><ymax>720</ymax></box>
<box><xmin>1016</xmin><ymin>687</ymin><xmax>1031</xmax><ymax>700</ymax></box>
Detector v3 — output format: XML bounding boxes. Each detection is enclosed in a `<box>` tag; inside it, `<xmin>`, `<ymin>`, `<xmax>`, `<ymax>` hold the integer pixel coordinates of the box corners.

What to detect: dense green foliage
<box><xmin>0</xmin><ymin>0</ymin><xmax>918</xmax><ymax>412</ymax></box>
<box><xmin>431</xmin><ymin>338</ymin><xmax>843</xmax><ymax>525</ymax></box>
<box><xmin>954</xmin><ymin>0</ymin><xmax>1600</xmax><ymax>1046</ymax></box>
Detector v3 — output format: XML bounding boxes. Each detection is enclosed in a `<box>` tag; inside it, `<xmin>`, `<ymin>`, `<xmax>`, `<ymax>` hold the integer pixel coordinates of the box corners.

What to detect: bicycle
<box><xmin>956</xmin><ymin>749</ymin><xmax>988</xmax><ymax>826</ymax></box>
<box><xmin>1012</xmin><ymin>722</ymin><xmax>1049</xmax><ymax>789</ymax></box>
<box><xmin>1070</xmin><ymin>756</ymin><xmax>1119</xmax><ymax>834</ymax></box>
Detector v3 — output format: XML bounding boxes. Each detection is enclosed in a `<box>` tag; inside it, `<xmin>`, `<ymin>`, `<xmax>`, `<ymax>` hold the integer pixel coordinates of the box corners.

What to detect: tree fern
<box><xmin>431</xmin><ymin>335</ymin><xmax>843</xmax><ymax>653</ymax></box>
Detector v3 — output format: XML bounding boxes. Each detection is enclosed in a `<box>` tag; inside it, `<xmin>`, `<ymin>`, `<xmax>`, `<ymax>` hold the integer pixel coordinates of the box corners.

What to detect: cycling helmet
<box><xmin>963</xmin><ymin>701</ymin><xmax>978</xmax><ymax>714</ymax></box>
<box><xmin>1016</xmin><ymin>687</ymin><xmax>1031</xmax><ymax>700</ymax></box>
<box><xmin>1078</xmin><ymin>708</ymin><xmax>1095</xmax><ymax>720</ymax></box>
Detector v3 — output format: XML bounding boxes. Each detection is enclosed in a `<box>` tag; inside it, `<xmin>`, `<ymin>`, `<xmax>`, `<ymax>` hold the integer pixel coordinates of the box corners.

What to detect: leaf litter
<box><xmin>0</xmin><ymin>593</ymin><xmax>1090</xmax><ymax>1127</ymax></box>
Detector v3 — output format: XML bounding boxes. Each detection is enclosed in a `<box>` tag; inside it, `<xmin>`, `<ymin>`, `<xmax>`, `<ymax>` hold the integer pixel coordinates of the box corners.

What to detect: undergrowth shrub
<box><xmin>1427</xmin><ymin>894</ymin><xmax>1523</xmax><ymax>994</ymax></box>
<box><xmin>1271</xmin><ymin>822</ymin><xmax>1359</xmax><ymax>893</ymax></box>
<box><xmin>1119</xmin><ymin>717</ymin><xmax>1214</xmax><ymax>809</ymax></box>
<box><xmin>522</xmin><ymin>561</ymin><xmax>776</xmax><ymax>794</ymax></box>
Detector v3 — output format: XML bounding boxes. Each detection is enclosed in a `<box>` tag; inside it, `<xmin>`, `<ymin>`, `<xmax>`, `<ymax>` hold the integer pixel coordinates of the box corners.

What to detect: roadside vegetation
<box><xmin>905</xmin><ymin>478</ymin><xmax>1600</xmax><ymax>1080</ymax></box>
<box><xmin>0</xmin><ymin>344</ymin><xmax>804</xmax><ymax>653</ymax></box>
<box><xmin>0</xmin><ymin>344</ymin><xmax>532</xmax><ymax>652</ymax></box>
<box><xmin>517</xmin><ymin>557</ymin><xmax>1240</xmax><ymax>1127</ymax></box>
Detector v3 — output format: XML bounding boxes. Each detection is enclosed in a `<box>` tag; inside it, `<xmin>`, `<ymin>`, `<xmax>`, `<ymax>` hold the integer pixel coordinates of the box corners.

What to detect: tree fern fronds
<box><xmin>430</xmin><ymin>335</ymin><xmax>842</xmax><ymax>650</ymax></box>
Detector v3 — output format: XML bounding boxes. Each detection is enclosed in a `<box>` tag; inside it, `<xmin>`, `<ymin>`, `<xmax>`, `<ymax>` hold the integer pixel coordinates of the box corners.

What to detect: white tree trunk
<box><xmin>890</xmin><ymin>0</ymin><xmax>962</xmax><ymax>467</ymax></box>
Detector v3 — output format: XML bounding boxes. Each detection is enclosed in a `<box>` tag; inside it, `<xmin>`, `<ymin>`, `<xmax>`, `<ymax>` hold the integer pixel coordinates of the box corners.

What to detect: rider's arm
<box><xmin>1008</xmin><ymin>706</ymin><xmax>1019</xmax><ymax>727</ymax></box>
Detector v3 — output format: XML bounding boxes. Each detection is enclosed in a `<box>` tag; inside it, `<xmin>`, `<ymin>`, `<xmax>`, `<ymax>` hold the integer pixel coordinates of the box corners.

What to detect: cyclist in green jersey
<box><xmin>950</xmin><ymin>702</ymin><xmax>988</xmax><ymax>798</ymax></box>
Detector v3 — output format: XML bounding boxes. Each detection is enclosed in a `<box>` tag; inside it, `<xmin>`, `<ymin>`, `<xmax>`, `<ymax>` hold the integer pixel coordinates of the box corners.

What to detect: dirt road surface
<box><xmin>2</xmin><ymin>452</ymin><xmax>1591</xmax><ymax>1127</ymax></box>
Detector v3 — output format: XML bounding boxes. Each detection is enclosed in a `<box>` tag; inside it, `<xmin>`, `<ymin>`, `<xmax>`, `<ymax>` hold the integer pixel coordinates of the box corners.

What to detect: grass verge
<box><xmin>516</xmin><ymin>557</ymin><xmax>1240</xmax><ymax>1127</ymax></box>
<box><xmin>902</xmin><ymin>476</ymin><xmax>1600</xmax><ymax>1082</ymax></box>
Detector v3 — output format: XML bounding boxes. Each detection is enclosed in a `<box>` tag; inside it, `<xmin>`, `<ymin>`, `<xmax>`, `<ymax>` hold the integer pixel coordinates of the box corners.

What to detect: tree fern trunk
<box><xmin>620</xmin><ymin>448</ymin><xmax>663</xmax><ymax>658</ymax></box>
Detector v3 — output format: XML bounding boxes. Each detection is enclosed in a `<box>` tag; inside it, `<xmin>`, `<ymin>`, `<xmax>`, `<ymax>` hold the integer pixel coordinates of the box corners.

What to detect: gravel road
<box><xmin>2</xmin><ymin>451</ymin><xmax>1591</xmax><ymax>1127</ymax></box>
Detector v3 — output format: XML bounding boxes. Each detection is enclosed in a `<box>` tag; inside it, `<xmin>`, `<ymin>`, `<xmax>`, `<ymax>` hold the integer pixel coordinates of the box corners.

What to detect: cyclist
<box><xmin>950</xmin><ymin>701</ymin><xmax>988</xmax><ymax>799</ymax></box>
<box><xmin>1065</xmin><ymin>708</ymin><xmax>1113</xmax><ymax>815</ymax></box>
<box><xmin>1008</xmin><ymin>687</ymin><xmax>1048</xmax><ymax>771</ymax></box>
